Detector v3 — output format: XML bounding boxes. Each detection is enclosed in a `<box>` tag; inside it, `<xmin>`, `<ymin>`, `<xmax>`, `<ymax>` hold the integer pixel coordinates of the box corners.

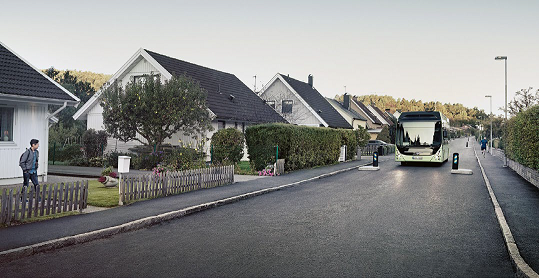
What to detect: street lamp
<box><xmin>485</xmin><ymin>95</ymin><xmax>493</xmax><ymax>154</ymax></box>
<box><xmin>495</xmin><ymin>56</ymin><xmax>508</xmax><ymax>167</ymax></box>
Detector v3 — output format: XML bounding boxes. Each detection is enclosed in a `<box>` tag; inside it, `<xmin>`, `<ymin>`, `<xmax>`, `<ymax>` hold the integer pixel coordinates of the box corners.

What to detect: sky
<box><xmin>1</xmin><ymin>0</ymin><xmax>538</xmax><ymax>116</ymax></box>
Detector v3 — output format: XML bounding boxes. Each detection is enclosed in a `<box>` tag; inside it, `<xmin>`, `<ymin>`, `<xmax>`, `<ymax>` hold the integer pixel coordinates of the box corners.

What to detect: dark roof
<box><xmin>372</xmin><ymin>105</ymin><xmax>394</xmax><ymax>126</ymax></box>
<box><xmin>145</xmin><ymin>49</ymin><xmax>286</xmax><ymax>124</ymax></box>
<box><xmin>325</xmin><ymin>98</ymin><xmax>368</xmax><ymax>121</ymax></box>
<box><xmin>0</xmin><ymin>43</ymin><xmax>77</xmax><ymax>101</ymax></box>
<box><xmin>353</xmin><ymin>100</ymin><xmax>383</xmax><ymax>125</ymax></box>
<box><xmin>279</xmin><ymin>74</ymin><xmax>352</xmax><ymax>129</ymax></box>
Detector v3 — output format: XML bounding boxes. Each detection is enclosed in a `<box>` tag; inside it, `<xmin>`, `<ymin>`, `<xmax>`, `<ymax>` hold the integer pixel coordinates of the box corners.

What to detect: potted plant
<box><xmin>98</xmin><ymin>166</ymin><xmax>118</xmax><ymax>187</ymax></box>
<box><xmin>3</xmin><ymin>130</ymin><xmax>8</xmax><ymax>141</ymax></box>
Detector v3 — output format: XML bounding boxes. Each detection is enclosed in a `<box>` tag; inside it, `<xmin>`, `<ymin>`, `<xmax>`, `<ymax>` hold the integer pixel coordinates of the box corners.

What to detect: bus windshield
<box><xmin>397</xmin><ymin>121</ymin><xmax>442</xmax><ymax>147</ymax></box>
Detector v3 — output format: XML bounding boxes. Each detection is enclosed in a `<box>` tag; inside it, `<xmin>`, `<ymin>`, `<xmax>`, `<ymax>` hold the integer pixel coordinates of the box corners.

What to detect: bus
<box><xmin>395</xmin><ymin>111</ymin><xmax>450</xmax><ymax>164</ymax></box>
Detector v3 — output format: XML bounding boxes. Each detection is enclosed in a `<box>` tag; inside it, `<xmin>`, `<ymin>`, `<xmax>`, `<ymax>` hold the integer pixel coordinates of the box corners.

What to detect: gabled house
<box><xmin>0</xmin><ymin>41</ymin><xmax>80</xmax><ymax>185</ymax></box>
<box><xmin>346</xmin><ymin>95</ymin><xmax>383</xmax><ymax>129</ymax></box>
<box><xmin>259</xmin><ymin>74</ymin><xmax>352</xmax><ymax>129</ymax></box>
<box><xmin>73</xmin><ymin>48</ymin><xmax>286</xmax><ymax>156</ymax></box>
<box><xmin>325</xmin><ymin>97</ymin><xmax>367</xmax><ymax>130</ymax></box>
<box><xmin>370</xmin><ymin>105</ymin><xmax>394</xmax><ymax>127</ymax></box>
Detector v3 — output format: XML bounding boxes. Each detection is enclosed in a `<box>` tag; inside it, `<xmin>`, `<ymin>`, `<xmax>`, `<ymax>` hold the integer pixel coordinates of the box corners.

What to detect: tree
<box><xmin>355</xmin><ymin>126</ymin><xmax>370</xmax><ymax>147</ymax></box>
<box><xmin>101</xmin><ymin>74</ymin><xmax>213</xmax><ymax>151</ymax></box>
<box><xmin>506</xmin><ymin>87</ymin><xmax>538</xmax><ymax>116</ymax></box>
<box><xmin>377</xmin><ymin>125</ymin><xmax>391</xmax><ymax>143</ymax></box>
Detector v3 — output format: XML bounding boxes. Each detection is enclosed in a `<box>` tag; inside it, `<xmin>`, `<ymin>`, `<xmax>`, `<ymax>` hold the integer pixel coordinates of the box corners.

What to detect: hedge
<box><xmin>211</xmin><ymin>128</ymin><xmax>245</xmax><ymax>165</ymax></box>
<box><xmin>505</xmin><ymin>105</ymin><xmax>539</xmax><ymax>170</ymax></box>
<box><xmin>245</xmin><ymin>123</ymin><xmax>361</xmax><ymax>171</ymax></box>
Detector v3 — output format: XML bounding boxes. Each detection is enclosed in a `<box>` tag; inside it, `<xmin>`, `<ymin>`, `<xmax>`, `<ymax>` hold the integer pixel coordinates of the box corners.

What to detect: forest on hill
<box><xmin>335</xmin><ymin>94</ymin><xmax>487</xmax><ymax>126</ymax></box>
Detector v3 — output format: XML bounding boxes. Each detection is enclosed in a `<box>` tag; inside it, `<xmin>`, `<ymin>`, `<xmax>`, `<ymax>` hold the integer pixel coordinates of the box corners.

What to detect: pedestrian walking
<box><xmin>480</xmin><ymin>137</ymin><xmax>488</xmax><ymax>158</ymax></box>
<box><xmin>19</xmin><ymin>139</ymin><xmax>40</xmax><ymax>192</ymax></box>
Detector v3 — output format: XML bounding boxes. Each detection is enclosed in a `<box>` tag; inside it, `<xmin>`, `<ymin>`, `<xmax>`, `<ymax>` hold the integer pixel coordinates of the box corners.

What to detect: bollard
<box><xmin>452</xmin><ymin>153</ymin><xmax>459</xmax><ymax>170</ymax></box>
<box><xmin>466</xmin><ymin>141</ymin><xmax>468</xmax><ymax>148</ymax></box>
<box><xmin>373</xmin><ymin>152</ymin><xmax>378</xmax><ymax>167</ymax></box>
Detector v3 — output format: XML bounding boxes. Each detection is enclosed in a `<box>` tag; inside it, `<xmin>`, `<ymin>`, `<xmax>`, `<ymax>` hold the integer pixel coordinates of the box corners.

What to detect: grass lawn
<box><xmin>235</xmin><ymin>161</ymin><xmax>257</xmax><ymax>175</ymax></box>
<box><xmin>87</xmin><ymin>180</ymin><xmax>119</xmax><ymax>208</ymax></box>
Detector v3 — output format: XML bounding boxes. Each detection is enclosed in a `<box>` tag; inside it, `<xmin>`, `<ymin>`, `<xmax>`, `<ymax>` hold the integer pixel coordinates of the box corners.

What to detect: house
<box><xmin>73</xmin><ymin>48</ymin><xmax>286</xmax><ymax>157</ymax></box>
<box><xmin>325</xmin><ymin>97</ymin><xmax>367</xmax><ymax>130</ymax></box>
<box><xmin>0</xmin><ymin>41</ymin><xmax>80</xmax><ymax>185</ymax></box>
<box><xmin>259</xmin><ymin>74</ymin><xmax>352</xmax><ymax>129</ymax></box>
<box><xmin>369</xmin><ymin>105</ymin><xmax>394</xmax><ymax>127</ymax></box>
<box><xmin>393</xmin><ymin>110</ymin><xmax>402</xmax><ymax>119</ymax></box>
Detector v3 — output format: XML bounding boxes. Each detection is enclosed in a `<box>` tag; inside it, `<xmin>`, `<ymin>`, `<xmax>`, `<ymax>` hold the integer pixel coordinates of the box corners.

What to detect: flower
<box><xmin>109</xmin><ymin>172</ymin><xmax>118</xmax><ymax>178</ymax></box>
<box><xmin>98</xmin><ymin>176</ymin><xmax>106</xmax><ymax>183</ymax></box>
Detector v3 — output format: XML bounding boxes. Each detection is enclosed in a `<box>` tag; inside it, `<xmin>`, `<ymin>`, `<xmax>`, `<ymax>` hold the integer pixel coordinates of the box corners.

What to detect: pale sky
<box><xmin>1</xmin><ymin>0</ymin><xmax>538</xmax><ymax>115</ymax></box>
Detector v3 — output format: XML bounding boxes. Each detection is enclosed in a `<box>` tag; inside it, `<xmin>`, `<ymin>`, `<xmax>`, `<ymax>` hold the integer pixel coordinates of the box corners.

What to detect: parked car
<box><xmin>367</xmin><ymin>140</ymin><xmax>388</xmax><ymax>146</ymax></box>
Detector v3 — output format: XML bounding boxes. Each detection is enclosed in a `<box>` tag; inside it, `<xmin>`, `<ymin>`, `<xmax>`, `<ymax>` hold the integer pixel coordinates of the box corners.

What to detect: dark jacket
<box><xmin>19</xmin><ymin>149</ymin><xmax>39</xmax><ymax>172</ymax></box>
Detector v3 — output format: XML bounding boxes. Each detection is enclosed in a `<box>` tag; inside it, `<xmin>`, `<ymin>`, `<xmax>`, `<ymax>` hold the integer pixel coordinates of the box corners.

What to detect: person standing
<box><xmin>480</xmin><ymin>137</ymin><xmax>488</xmax><ymax>158</ymax></box>
<box><xmin>19</xmin><ymin>139</ymin><xmax>40</xmax><ymax>191</ymax></box>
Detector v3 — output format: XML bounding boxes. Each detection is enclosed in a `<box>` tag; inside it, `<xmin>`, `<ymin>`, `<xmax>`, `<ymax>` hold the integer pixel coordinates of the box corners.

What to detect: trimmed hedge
<box><xmin>505</xmin><ymin>105</ymin><xmax>539</xmax><ymax>170</ymax></box>
<box><xmin>211</xmin><ymin>128</ymin><xmax>245</xmax><ymax>165</ymax></box>
<box><xmin>245</xmin><ymin>123</ymin><xmax>360</xmax><ymax>171</ymax></box>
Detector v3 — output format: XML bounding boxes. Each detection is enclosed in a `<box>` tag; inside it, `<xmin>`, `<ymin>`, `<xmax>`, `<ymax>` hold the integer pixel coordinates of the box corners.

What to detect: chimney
<box><xmin>343</xmin><ymin>93</ymin><xmax>350</xmax><ymax>110</ymax></box>
<box><xmin>308</xmin><ymin>74</ymin><xmax>313</xmax><ymax>87</ymax></box>
<box><xmin>385</xmin><ymin>108</ymin><xmax>390</xmax><ymax>113</ymax></box>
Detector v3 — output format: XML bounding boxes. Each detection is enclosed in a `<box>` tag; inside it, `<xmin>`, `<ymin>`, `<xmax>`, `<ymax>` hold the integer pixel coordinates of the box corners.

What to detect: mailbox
<box><xmin>118</xmin><ymin>156</ymin><xmax>131</xmax><ymax>173</ymax></box>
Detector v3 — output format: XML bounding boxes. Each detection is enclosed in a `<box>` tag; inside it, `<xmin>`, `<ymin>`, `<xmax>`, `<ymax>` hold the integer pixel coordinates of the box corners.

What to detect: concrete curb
<box><xmin>0</xmin><ymin>161</ymin><xmax>372</xmax><ymax>262</ymax></box>
<box><xmin>474</xmin><ymin>148</ymin><xmax>539</xmax><ymax>278</ymax></box>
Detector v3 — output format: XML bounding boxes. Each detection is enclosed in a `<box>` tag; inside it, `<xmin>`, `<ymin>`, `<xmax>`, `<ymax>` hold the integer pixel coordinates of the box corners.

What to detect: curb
<box><xmin>474</xmin><ymin>148</ymin><xmax>539</xmax><ymax>278</ymax></box>
<box><xmin>0</xmin><ymin>161</ymin><xmax>372</xmax><ymax>262</ymax></box>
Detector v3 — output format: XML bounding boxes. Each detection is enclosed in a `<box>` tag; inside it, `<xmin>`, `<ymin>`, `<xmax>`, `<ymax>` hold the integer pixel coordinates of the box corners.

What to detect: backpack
<box><xmin>19</xmin><ymin>148</ymin><xmax>29</xmax><ymax>163</ymax></box>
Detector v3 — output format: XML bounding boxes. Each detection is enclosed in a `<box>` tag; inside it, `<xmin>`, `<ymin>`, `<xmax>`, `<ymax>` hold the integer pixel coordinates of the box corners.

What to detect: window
<box><xmin>218</xmin><ymin>120</ymin><xmax>226</xmax><ymax>130</ymax></box>
<box><xmin>0</xmin><ymin>107</ymin><xmax>14</xmax><ymax>142</ymax></box>
<box><xmin>282</xmin><ymin>100</ymin><xmax>293</xmax><ymax>114</ymax></box>
<box><xmin>133</xmin><ymin>74</ymin><xmax>160</xmax><ymax>84</ymax></box>
<box><xmin>266</xmin><ymin>100</ymin><xmax>276</xmax><ymax>109</ymax></box>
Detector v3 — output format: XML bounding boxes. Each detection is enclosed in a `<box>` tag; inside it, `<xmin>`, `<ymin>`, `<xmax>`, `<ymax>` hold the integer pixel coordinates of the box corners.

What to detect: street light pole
<box><xmin>495</xmin><ymin>56</ymin><xmax>508</xmax><ymax>167</ymax></box>
<box><xmin>485</xmin><ymin>95</ymin><xmax>493</xmax><ymax>154</ymax></box>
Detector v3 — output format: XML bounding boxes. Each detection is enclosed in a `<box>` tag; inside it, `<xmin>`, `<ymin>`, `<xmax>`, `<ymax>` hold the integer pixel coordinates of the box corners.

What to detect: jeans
<box><xmin>23</xmin><ymin>171</ymin><xmax>39</xmax><ymax>190</ymax></box>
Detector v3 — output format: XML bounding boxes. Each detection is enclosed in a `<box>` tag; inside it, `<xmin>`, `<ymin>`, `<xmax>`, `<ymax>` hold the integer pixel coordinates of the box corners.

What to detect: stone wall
<box><xmin>491</xmin><ymin>148</ymin><xmax>539</xmax><ymax>189</ymax></box>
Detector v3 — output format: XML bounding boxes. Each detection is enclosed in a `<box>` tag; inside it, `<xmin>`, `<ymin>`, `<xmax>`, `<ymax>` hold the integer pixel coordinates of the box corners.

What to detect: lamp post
<box><xmin>485</xmin><ymin>95</ymin><xmax>493</xmax><ymax>154</ymax></box>
<box><xmin>495</xmin><ymin>56</ymin><xmax>508</xmax><ymax>167</ymax></box>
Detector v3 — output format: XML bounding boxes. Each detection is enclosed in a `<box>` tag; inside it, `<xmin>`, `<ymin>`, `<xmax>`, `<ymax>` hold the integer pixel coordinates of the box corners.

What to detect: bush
<box><xmin>49</xmin><ymin>143</ymin><xmax>84</xmax><ymax>162</ymax></box>
<box><xmin>89</xmin><ymin>157</ymin><xmax>105</xmax><ymax>167</ymax></box>
<box><xmin>136</xmin><ymin>151</ymin><xmax>165</xmax><ymax>170</ymax></box>
<box><xmin>355</xmin><ymin>126</ymin><xmax>370</xmax><ymax>147</ymax></box>
<box><xmin>245</xmin><ymin>123</ymin><xmax>358</xmax><ymax>171</ymax></box>
<box><xmin>505</xmin><ymin>105</ymin><xmax>539</xmax><ymax>169</ymax></box>
<box><xmin>211</xmin><ymin>128</ymin><xmax>245</xmax><ymax>165</ymax></box>
<box><xmin>376</xmin><ymin>125</ymin><xmax>390</xmax><ymax>143</ymax></box>
<box><xmin>164</xmin><ymin>147</ymin><xmax>206</xmax><ymax>171</ymax></box>
<box><xmin>82</xmin><ymin>129</ymin><xmax>108</xmax><ymax>158</ymax></box>
<box><xmin>105</xmin><ymin>152</ymin><xmax>135</xmax><ymax>168</ymax></box>
<box><xmin>68</xmin><ymin>156</ymin><xmax>89</xmax><ymax>167</ymax></box>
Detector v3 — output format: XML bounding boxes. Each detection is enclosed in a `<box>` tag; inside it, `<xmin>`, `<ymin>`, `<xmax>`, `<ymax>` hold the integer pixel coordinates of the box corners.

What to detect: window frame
<box><xmin>281</xmin><ymin>100</ymin><xmax>293</xmax><ymax>114</ymax></box>
<box><xmin>0</xmin><ymin>106</ymin><xmax>15</xmax><ymax>144</ymax></box>
<box><xmin>217</xmin><ymin>120</ymin><xmax>226</xmax><ymax>130</ymax></box>
<box><xmin>266</xmin><ymin>100</ymin><xmax>276</xmax><ymax>110</ymax></box>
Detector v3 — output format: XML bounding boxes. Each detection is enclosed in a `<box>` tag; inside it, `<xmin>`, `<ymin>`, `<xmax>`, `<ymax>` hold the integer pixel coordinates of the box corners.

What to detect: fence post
<box><xmin>275</xmin><ymin>145</ymin><xmax>279</xmax><ymax>165</ymax></box>
<box><xmin>53</xmin><ymin>142</ymin><xmax>56</xmax><ymax>165</ymax></box>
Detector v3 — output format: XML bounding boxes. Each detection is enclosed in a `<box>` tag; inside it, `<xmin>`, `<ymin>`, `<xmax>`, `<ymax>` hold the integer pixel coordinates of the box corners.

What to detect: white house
<box><xmin>259</xmin><ymin>74</ymin><xmax>352</xmax><ymax>129</ymax></box>
<box><xmin>0</xmin><ymin>41</ymin><xmax>80</xmax><ymax>185</ymax></box>
<box><xmin>73</xmin><ymin>48</ymin><xmax>285</xmax><ymax>158</ymax></box>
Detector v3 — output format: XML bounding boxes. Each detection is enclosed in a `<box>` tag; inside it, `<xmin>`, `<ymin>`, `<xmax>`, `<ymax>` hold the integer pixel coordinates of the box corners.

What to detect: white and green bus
<box><xmin>395</xmin><ymin>111</ymin><xmax>450</xmax><ymax>164</ymax></box>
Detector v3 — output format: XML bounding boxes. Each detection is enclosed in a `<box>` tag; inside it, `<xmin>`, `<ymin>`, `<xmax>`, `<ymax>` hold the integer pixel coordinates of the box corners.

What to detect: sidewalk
<box><xmin>0</xmin><ymin>157</ymin><xmax>385</xmax><ymax>253</ymax></box>
<box><xmin>478</xmin><ymin>149</ymin><xmax>539</xmax><ymax>273</ymax></box>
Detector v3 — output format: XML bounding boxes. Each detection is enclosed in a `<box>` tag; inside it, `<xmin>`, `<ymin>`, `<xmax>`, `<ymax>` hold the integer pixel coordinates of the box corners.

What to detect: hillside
<box><xmin>43</xmin><ymin>69</ymin><xmax>111</xmax><ymax>91</ymax></box>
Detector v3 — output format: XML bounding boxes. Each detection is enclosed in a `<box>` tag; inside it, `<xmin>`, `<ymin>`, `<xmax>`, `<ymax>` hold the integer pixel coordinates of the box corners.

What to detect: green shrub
<box><xmin>164</xmin><ymin>147</ymin><xmax>206</xmax><ymax>171</ymax></box>
<box><xmin>68</xmin><ymin>156</ymin><xmax>89</xmax><ymax>167</ymax></box>
<box><xmin>105</xmin><ymin>152</ymin><xmax>135</xmax><ymax>168</ymax></box>
<box><xmin>376</xmin><ymin>125</ymin><xmax>390</xmax><ymax>143</ymax></box>
<box><xmin>82</xmin><ymin>129</ymin><xmax>108</xmax><ymax>158</ymax></box>
<box><xmin>211</xmin><ymin>128</ymin><xmax>245</xmax><ymax>165</ymax></box>
<box><xmin>49</xmin><ymin>143</ymin><xmax>84</xmax><ymax>162</ymax></box>
<box><xmin>355</xmin><ymin>126</ymin><xmax>370</xmax><ymax>147</ymax></box>
<box><xmin>88</xmin><ymin>157</ymin><xmax>105</xmax><ymax>167</ymax></box>
<box><xmin>245</xmin><ymin>123</ymin><xmax>358</xmax><ymax>171</ymax></box>
<box><xmin>505</xmin><ymin>105</ymin><xmax>539</xmax><ymax>169</ymax></box>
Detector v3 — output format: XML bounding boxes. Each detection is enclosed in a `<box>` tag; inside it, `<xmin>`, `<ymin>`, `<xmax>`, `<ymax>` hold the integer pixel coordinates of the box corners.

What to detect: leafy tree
<box><xmin>355</xmin><ymin>126</ymin><xmax>370</xmax><ymax>147</ymax></box>
<box><xmin>82</xmin><ymin>128</ymin><xmax>108</xmax><ymax>158</ymax></box>
<box><xmin>506</xmin><ymin>87</ymin><xmax>538</xmax><ymax>116</ymax></box>
<box><xmin>376</xmin><ymin>125</ymin><xmax>391</xmax><ymax>143</ymax></box>
<box><xmin>101</xmin><ymin>74</ymin><xmax>213</xmax><ymax>151</ymax></box>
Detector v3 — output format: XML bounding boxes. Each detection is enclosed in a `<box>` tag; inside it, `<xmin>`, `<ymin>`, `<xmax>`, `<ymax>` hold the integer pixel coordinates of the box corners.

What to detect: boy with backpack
<box><xmin>19</xmin><ymin>139</ymin><xmax>40</xmax><ymax>190</ymax></box>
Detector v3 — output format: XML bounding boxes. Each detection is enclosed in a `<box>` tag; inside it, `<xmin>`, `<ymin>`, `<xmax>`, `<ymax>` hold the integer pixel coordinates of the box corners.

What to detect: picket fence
<box><xmin>120</xmin><ymin>165</ymin><xmax>234</xmax><ymax>204</ymax></box>
<box><xmin>0</xmin><ymin>181</ymin><xmax>89</xmax><ymax>225</ymax></box>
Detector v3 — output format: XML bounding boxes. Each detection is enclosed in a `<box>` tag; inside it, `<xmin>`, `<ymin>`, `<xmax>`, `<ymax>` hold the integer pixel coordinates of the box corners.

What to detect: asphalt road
<box><xmin>0</xmin><ymin>139</ymin><xmax>514</xmax><ymax>277</ymax></box>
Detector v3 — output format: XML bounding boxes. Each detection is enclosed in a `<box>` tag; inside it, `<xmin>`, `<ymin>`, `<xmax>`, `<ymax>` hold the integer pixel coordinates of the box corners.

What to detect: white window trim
<box><xmin>0</xmin><ymin>105</ymin><xmax>18</xmax><ymax>147</ymax></box>
<box><xmin>281</xmin><ymin>99</ymin><xmax>294</xmax><ymax>114</ymax></box>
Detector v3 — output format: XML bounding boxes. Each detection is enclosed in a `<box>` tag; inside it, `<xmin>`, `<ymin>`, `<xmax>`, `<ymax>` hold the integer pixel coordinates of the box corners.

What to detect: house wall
<box><xmin>349</xmin><ymin>103</ymin><xmax>382</xmax><ymax>130</ymax></box>
<box><xmin>353</xmin><ymin>119</ymin><xmax>367</xmax><ymax>130</ymax></box>
<box><xmin>0</xmin><ymin>100</ymin><xmax>48</xmax><ymax>185</ymax></box>
<box><xmin>260</xmin><ymin>78</ymin><xmax>322</xmax><ymax>127</ymax></box>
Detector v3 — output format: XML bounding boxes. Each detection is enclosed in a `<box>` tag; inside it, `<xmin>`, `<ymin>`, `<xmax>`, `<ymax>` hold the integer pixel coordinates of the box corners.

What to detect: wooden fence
<box><xmin>0</xmin><ymin>181</ymin><xmax>89</xmax><ymax>225</ymax></box>
<box><xmin>120</xmin><ymin>165</ymin><xmax>234</xmax><ymax>204</ymax></box>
